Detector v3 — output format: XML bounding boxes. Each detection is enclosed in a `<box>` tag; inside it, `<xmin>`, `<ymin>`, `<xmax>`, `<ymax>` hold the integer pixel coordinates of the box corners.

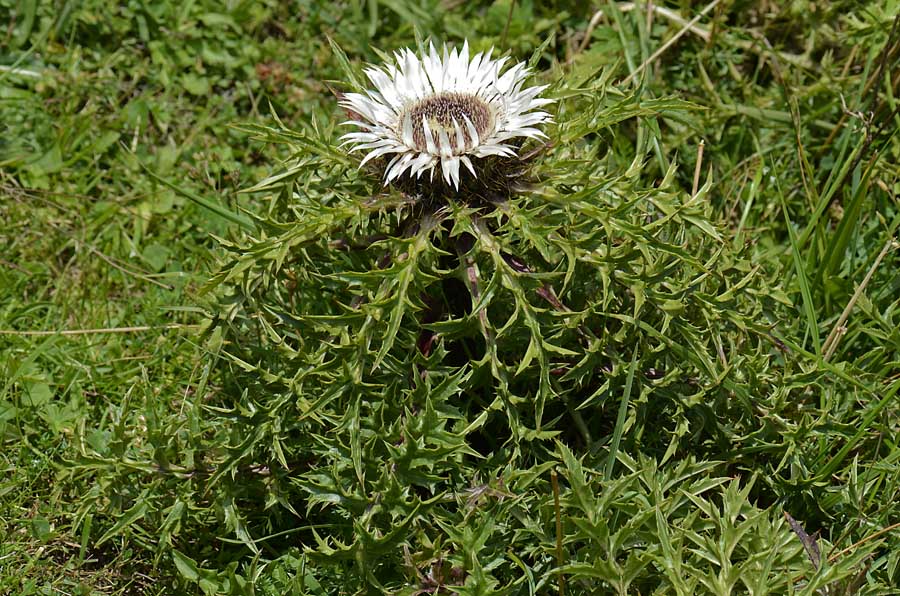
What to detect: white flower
<box><xmin>340</xmin><ymin>41</ymin><xmax>553</xmax><ymax>190</ymax></box>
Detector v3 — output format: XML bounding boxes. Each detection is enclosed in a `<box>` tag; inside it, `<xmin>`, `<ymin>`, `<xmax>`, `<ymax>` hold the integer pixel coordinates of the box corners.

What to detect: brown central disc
<box><xmin>405</xmin><ymin>92</ymin><xmax>493</xmax><ymax>152</ymax></box>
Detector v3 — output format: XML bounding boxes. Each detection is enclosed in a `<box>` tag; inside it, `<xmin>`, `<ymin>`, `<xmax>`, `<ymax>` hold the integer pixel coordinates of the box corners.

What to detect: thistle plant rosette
<box><xmin>194</xmin><ymin>31</ymin><xmax>825</xmax><ymax>595</ymax></box>
<box><xmin>339</xmin><ymin>41</ymin><xmax>554</xmax><ymax>194</ymax></box>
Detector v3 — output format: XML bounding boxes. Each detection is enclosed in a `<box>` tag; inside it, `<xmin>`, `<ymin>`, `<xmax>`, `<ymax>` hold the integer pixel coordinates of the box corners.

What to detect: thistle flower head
<box><xmin>340</xmin><ymin>41</ymin><xmax>553</xmax><ymax>190</ymax></box>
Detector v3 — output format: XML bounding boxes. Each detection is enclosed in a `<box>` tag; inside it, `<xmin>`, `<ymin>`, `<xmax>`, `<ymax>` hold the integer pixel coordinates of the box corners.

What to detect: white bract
<box><xmin>340</xmin><ymin>41</ymin><xmax>553</xmax><ymax>189</ymax></box>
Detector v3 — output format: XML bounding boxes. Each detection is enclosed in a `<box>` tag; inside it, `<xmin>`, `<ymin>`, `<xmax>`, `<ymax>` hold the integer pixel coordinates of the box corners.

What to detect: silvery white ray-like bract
<box><xmin>339</xmin><ymin>41</ymin><xmax>553</xmax><ymax>189</ymax></box>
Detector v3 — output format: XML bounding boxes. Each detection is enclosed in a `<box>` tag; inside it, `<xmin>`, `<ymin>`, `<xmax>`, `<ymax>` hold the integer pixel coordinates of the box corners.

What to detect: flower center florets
<box><xmin>404</xmin><ymin>92</ymin><xmax>494</xmax><ymax>154</ymax></box>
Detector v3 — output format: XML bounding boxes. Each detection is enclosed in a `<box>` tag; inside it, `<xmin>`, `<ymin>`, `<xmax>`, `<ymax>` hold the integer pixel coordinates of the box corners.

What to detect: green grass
<box><xmin>2</xmin><ymin>1</ymin><xmax>899</xmax><ymax>594</ymax></box>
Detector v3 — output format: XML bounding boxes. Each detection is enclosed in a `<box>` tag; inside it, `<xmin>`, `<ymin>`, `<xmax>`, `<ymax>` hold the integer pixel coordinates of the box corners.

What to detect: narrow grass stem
<box><xmin>692</xmin><ymin>139</ymin><xmax>705</xmax><ymax>197</ymax></box>
<box><xmin>82</xmin><ymin>243</ymin><xmax>175</xmax><ymax>290</ymax></box>
<box><xmin>0</xmin><ymin>324</ymin><xmax>202</xmax><ymax>336</ymax></box>
<box><xmin>576</xmin><ymin>1</ymin><xmax>711</xmax><ymax>60</ymax></box>
<box><xmin>620</xmin><ymin>0</ymin><xmax>721</xmax><ymax>86</ymax></box>
<box><xmin>605</xmin><ymin>348</ymin><xmax>639</xmax><ymax>480</ymax></box>
<box><xmin>551</xmin><ymin>470</ymin><xmax>565</xmax><ymax>596</ymax></box>
<box><xmin>823</xmin><ymin>238</ymin><xmax>897</xmax><ymax>361</ymax></box>
<box><xmin>828</xmin><ymin>521</ymin><xmax>900</xmax><ymax>563</ymax></box>
<box><xmin>0</xmin><ymin>65</ymin><xmax>42</xmax><ymax>78</ymax></box>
